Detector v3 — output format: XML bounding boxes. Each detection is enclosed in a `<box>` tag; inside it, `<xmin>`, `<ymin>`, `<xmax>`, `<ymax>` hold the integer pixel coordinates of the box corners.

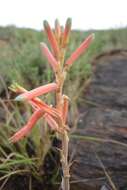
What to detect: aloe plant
<box><xmin>9</xmin><ymin>18</ymin><xmax>94</xmax><ymax>190</ymax></box>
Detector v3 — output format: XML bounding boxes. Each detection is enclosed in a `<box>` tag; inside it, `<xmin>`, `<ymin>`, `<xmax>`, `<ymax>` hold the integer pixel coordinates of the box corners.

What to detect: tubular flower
<box><xmin>10</xmin><ymin>83</ymin><xmax>61</xmax><ymax>119</ymax></box>
<box><xmin>15</xmin><ymin>83</ymin><xmax>58</xmax><ymax>101</ymax></box>
<box><xmin>10</xmin><ymin>83</ymin><xmax>55</xmax><ymax>109</ymax></box>
<box><xmin>55</xmin><ymin>19</ymin><xmax>61</xmax><ymax>43</ymax></box>
<box><xmin>9</xmin><ymin>109</ymin><xmax>44</xmax><ymax>143</ymax></box>
<box><xmin>9</xmin><ymin>82</ymin><xmax>62</xmax><ymax>143</ymax></box>
<box><xmin>43</xmin><ymin>20</ymin><xmax>60</xmax><ymax>58</ymax></box>
<box><xmin>62</xmin><ymin>18</ymin><xmax>72</xmax><ymax>48</ymax></box>
<box><xmin>40</xmin><ymin>43</ymin><xmax>59</xmax><ymax>72</ymax></box>
<box><xmin>9</xmin><ymin>83</ymin><xmax>42</xmax><ymax>110</ymax></box>
<box><xmin>65</xmin><ymin>33</ymin><xmax>94</xmax><ymax>68</ymax></box>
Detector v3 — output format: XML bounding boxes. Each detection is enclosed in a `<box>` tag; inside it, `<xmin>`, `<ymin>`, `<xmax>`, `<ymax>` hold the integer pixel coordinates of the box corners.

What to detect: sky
<box><xmin>0</xmin><ymin>0</ymin><xmax>127</xmax><ymax>30</ymax></box>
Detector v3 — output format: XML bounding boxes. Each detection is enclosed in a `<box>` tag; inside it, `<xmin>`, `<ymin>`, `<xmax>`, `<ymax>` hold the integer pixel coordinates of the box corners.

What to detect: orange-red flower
<box><xmin>43</xmin><ymin>20</ymin><xmax>60</xmax><ymax>59</ymax></box>
<box><xmin>10</xmin><ymin>83</ymin><xmax>61</xmax><ymax>143</ymax></box>
<box><xmin>9</xmin><ymin>109</ymin><xmax>44</xmax><ymax>143</ymax></box>
<box><xmin>62</xmin><ymin>18</ymin><xmax>72</xmax><ymax>48</ymax></box>
<box><xmin>9</xmin><ymin>83</ymin><xmax>62</xmax><ymax>143</ymax></box>
<box><xmin>40</xmin><ymin>43</ymin><xmax>59</xmax><ymax>72</ymax></box>
<box><xmin>55</xmin><ymin>19</ymin><xmax>61</xmax><ymax>43</ymax></box>
<box><xmin>15</xmin><ymin>83</ymin><xmax>58</xmax><ymax>101</ymax></box>
<box><xmin>10</xmin><ymin>83</ymin><xmax>61</xmax><ymax>118</ymax></box>
<box><xmin>65</xmin><ymin>33</ymin><xmax>94</xmax><ymax>67</ymax></box>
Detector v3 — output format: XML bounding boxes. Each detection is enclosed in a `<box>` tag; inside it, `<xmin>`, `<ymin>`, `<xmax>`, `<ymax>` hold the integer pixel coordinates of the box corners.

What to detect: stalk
<box><xmin>55</xmin><ymin>61</ymin><xmax>70</xmax><ymax>190</ymax></box>
<box><xmin>61</xmin><ymin>131</ymin><xmax>70</xmax><ymax>190</ymax></box>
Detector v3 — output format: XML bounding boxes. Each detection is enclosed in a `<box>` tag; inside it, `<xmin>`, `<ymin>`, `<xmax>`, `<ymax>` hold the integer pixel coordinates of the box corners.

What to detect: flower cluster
<box><xmin>9</xmin><ymin>18</ymin><xmax>94</xmax><ymax>143</ymax></box>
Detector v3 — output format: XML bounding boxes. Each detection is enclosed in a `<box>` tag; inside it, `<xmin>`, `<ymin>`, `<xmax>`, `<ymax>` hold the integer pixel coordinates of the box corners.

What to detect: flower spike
<box><xmin>43</xmin><ymin>20</ymin><xmax>60</xmax><ymax>59</ymax></box>
<box><xmin>9</xmin><ymin>109</ymin><xmax>44</xmax><ymax>143</ymax></box>
<box><xmin>65</xmin><ymin>33</ymin><xmax>94</xmax><ymax>68</ymax></box>
<box><xmin>15</xmin><ymin>83</ymin><xmax>58</xmax><ymax>101</ymax></box>
<box><xmin>9</xmin><ymin>19</ymin><xmax>94</xmax><ymax>190</ymax></box>
<box><xmin>40</xmin><ymin>42</ymin><xmax>59</xmax><ymax>72</ymax></box>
